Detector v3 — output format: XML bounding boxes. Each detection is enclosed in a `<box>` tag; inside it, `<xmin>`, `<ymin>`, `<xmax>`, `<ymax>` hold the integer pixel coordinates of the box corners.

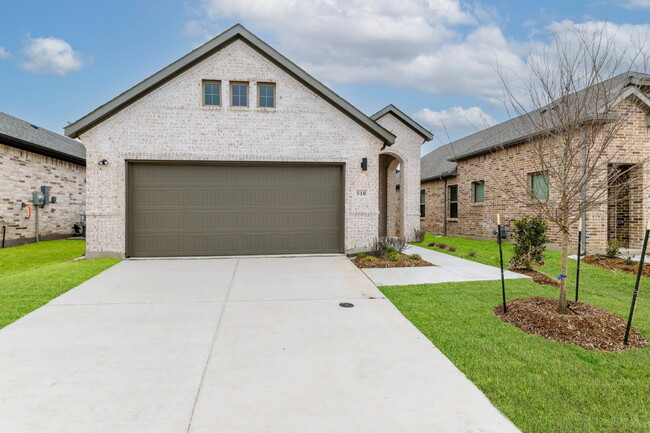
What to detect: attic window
<box><xmin>231</xmin><ymin>82</ymin><xmax>249</xmax><ymax>107</ymax></box>
<box><xmin>203</xmin><ymin>80</ymin><xmax>221</xmax><ymax>106</ymax></box>
<box><xmin>258</xmin><ymin>83</ymin><xmax>275</xmax><ymax>108</ymax></box>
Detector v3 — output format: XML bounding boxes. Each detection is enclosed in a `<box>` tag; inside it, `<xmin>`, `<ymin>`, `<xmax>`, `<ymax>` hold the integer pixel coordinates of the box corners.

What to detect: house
<box><xmin>420</xmin><ymin>72</ymin><xmax>650</xmax><ymax>251</ymax></box>
<box><xmin>64</xmin><ymin>24</ymin><xmax>432</xmax><ymax>258</ymax></box>
<box><xmin>0</xmin><ymin>112</ymin><xmax>86</xmax><ymax>247</ymax></box>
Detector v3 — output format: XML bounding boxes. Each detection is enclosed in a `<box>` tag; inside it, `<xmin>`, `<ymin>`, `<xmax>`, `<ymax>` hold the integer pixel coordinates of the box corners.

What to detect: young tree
<box><xmin>492</xmin><ymin>24</ymin><xmax>649</xmax><ymax>314</ymax></box>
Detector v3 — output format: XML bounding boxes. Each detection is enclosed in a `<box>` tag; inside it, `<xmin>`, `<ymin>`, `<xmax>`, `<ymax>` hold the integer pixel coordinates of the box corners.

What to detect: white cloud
<box><xmin>190</xmin><ymin>0</ymin><xmax>528</xmax><ymax>99</ymax></box>
<box><xmin>188</xmin><ymin>1</ymin><xmax>650</xmax><ymax>102</ymax></box>
<box><xmin>414</xmin><ymin>106</ymin><xmax>496</xmax><ymax>138</ymax></box>
<box><xmin>0</xmin><ymin>47</ymin><xmax>9</xmax><ymax>59</ymax></box>
<box><xmin>622</xmin><ymin>0</ymin><xmax>650</xmax><ymax>9</ymax></box>
<box><xmin>21</xmin><ymin>37</ymin><xmax>86</xmax><ymax>75</ymax></box>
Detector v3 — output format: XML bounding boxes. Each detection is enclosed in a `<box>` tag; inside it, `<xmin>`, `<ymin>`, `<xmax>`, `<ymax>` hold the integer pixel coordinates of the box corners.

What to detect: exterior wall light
<box><xmin>361</xmin><ymin>157</ymin><xmax>368</xmax><ymax>171</ymax></box>
<box><xmin>98</xmin><ymin>159</ymin><xmax>109</xmax><ymax>166</ymax></box>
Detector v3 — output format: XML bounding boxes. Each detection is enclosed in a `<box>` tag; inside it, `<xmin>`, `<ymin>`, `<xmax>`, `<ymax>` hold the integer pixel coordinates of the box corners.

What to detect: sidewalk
<box><xmin>361</xmin><ymin>245</ymin><xmax>531</xmax><ymax>286</ymax></box>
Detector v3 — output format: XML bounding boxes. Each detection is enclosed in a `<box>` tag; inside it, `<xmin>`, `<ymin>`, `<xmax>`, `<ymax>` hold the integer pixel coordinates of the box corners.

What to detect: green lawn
<box><xmin>381</xmin><ymin>233</ymin><xmax>649</xmax><ymax>433</ymax></box>
<box><xmin>0</xmin><ymin>240</ymin><xmax>120</xmax><ymax>328</ymax></box>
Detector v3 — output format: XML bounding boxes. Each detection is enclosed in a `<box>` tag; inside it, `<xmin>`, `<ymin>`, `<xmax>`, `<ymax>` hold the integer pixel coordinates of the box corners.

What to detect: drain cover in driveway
<box><xmin>339</xmin><ymin>302</ymin><xmax>354</xmax><ymax>308</ymax></box>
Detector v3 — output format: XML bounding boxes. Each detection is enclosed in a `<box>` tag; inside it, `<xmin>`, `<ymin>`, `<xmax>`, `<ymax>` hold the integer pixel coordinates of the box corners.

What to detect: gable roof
<box><xmin>420</xmin><ymin>71</ymin><xmax>650</xmax><ymax>181</ymax></box>
<box><xmin>0</xmin><ymin>112</ymin><xmax>85</xmax><ymax>165</ymax></box>
<box><xmin>64</xmin><ymin>24</ymin><xmax>396</xmax><ymax>146</ymax></box>
<box><xmin>370</xmin><ymin>104</ymin><xmax>433</xmax><ymax>141</ymax></box>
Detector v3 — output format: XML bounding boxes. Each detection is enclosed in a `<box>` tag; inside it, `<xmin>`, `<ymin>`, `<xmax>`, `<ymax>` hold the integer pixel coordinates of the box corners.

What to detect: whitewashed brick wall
<box><xmin>79</xmin><ymin>39</ymin><xmax>389</xmax><ymax>258</ymax></box>
<box><xmin>374</xmin><ymin>113</ymin><xmax>424</xmax><ymax>242</ymax></box>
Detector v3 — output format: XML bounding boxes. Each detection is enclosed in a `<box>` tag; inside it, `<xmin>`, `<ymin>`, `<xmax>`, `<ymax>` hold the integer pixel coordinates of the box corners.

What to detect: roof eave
<box><xmin>370</xmin><ymin>104</ymin><xmax>433</xmax><ymax>141</ymax></box>
<box><xmin>0</xmin><ymin>133</ymin><xmax>86</xmax><ymax>166</ymax></box>
<box><xmin>64</xmin><ymin>24</ymin><xmax>395</xmax><ymax>146</ymax></box>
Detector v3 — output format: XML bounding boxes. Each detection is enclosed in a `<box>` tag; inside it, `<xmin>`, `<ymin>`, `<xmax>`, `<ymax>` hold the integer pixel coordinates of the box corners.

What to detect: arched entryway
<box><xmin>378</xmin><ymin>152</ymin><xmax>404</xmax><ymax>237</ymax></box>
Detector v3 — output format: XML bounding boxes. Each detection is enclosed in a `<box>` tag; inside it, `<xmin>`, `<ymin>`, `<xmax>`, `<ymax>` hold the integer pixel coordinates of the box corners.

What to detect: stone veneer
<box><xmin>79</xmin><ymin>39</ymin><xmax>420</xmax><ymax>258</ymax></box>
<box><xmin>0</xmin><ymin>142</ymin><xmax>85</xmax><ymax>247</ymax></box>
<box><xmin>420</xmin><ymin>98</ymin><xmax>650</xmax><ymax>252</ymax></box>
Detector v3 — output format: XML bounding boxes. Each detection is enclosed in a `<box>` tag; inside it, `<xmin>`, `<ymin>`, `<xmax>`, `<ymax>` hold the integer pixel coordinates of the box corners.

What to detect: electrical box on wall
<box><xmin>41</xmin><ymin>186</ymin><xmax>51</xmax><ymax>205</ymax></box>
<box><xmin>32</xmin><ymin>191</ymin><xmax>45</xmax><ymax>206</ymax></box>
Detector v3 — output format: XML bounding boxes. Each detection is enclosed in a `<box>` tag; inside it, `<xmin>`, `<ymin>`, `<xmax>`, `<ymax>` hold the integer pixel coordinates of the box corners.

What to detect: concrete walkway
<box><xmin>362</xmin><ymin>244</ymin><xmax>531</xmax><ymax>286</ymax></box>
<box><xmin>0</xmin><ymin>256</ymin><xmax>519</xmax><ymax>433</ymax></box>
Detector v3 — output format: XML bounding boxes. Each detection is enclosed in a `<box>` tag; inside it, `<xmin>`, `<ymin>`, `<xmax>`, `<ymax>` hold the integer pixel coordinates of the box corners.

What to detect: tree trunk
<box><xmin>558</xmin><ymin>230</ymin><xmax>569</xmax><ymax>314</ymax></box>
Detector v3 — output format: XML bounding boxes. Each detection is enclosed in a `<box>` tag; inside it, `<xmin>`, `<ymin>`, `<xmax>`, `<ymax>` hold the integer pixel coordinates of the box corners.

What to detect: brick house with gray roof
<box><xmin>419</xmin><ymin>72</ymin><xmax>650</xmax><ymax>252</ymax></box>
<box><xmin>0</xmin><ymin>112</ymin><xmax>86</xmax><ymax>247</ymax></box>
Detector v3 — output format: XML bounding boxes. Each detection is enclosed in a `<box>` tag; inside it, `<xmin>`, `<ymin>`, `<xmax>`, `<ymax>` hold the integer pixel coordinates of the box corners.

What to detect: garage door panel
<box><xmin>128</xmin><ymin>164</ymin><xmax>343</xmax><ymax>257</ymax></box>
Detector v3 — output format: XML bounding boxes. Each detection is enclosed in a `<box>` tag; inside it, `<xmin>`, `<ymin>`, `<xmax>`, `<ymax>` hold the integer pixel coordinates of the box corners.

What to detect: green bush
<box><xmin>509</xmin><ymin>216</ymin><xmax>549</xmax><ymax>270</ymax></box>
<box><xmin>408</xmin><ymin>254</ymin><xmax>422</xmax><ymax>260</ymax></box>
<box><xmin>386</xmin><ymin>251</ymin><xmax>400</xmax><ymax>262</ymax></box>
<box><xmin>386</xmin><ymin>247</ymin><xmax>396</xmax><ymax>254</ymax></box>
<box><xmin>363</xmin><ymin>255</ymin><xmax>376</xmax><ymax>262</ymax></box>
<box><xmin>413</xmin><ymin>228</ymin><xmax>426</xmax><ymax>243</ymax></box>
<box><xmin>605</xmin><ymin>239</ymin><xmax>620</xmax><ymax>258</ymax></box>
<box><xmin>356</xmin><ymin>252</ymin><xmax>367</xmax><ymax>259</ymax></box>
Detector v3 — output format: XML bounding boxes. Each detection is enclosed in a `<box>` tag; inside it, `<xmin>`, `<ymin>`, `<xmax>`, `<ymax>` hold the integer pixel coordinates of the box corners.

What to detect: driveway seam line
<box><xmin>185</xmin><ymin>258</ymin><xmax>240</xmax><ymax>433</ymax></box>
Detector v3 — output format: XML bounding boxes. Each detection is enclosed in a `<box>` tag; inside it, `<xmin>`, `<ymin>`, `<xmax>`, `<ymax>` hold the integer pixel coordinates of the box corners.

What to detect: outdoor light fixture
<box><xmin>98</xmin><ymin>159</ymin><xmax>109</xmax><ymax>166</ymax></box>
<box><xmin>361</xmin><ymin>157</ymin><xmax>368</xmax><ymax>171</ymax></box>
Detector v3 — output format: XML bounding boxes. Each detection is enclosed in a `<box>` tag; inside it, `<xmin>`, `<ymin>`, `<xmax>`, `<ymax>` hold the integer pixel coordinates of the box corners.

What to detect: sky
<box><xmin>1</xmin><ymin>0</ymin><xmax>649</xmax><ymax>155</ymax></box>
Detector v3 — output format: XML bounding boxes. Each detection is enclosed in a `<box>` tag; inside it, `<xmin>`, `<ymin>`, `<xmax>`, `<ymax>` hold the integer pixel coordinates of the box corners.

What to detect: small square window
<box><xmin>531</xmin><ymin>172</ymin><xmax>549</xmax><ymax>200</ymax></box>
<box><xmin>203</xmin><ymin>81</ymin><xmax>221</xmax><ymax>106</ymax></box>
<box><xmin>231</xmin><ymin>82</ymin><xmax>249</xmax><ymax>107</ymax></box>
<box><xmin>258</xmin><ymin>83</ymin><xmax>275</xmax><ymax>108</ymax></box>
<box><xmin>420</xmin><ymin>189</ymin><xmax>426</xmax><ymax>218</ymax></box>
<box><xmin>473</xmin><ymin>181</ymin><xmax>485</xmax><ymax>203</ymax></box>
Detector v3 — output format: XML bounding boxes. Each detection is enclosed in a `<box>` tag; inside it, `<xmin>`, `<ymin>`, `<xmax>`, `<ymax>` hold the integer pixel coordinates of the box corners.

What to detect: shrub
<box><xmin>386</xmin><ymin>237</ymin><xmax>408</xmax><ymax>253</ymax></box>
<box><xmin>625</xmin><ymin>256</ymin><xmax>634</xmax><ymax>266</ymax></box>
<box><xmin>386</xmin><ymin>247</ymin><xmax>396</xmax><ymax>254</ymax></box>
<box><xmin>363</xmin><ymin>255</ymin><xmax>376</xmax><ymax>262</ymax></box>
<box><xmin>386</xmin><ymin>251</ymin><xmax>400</xmax><ymax>262</ymax></box>
<box><xmin>408</xmin><ymin>253</ymin><xmax>422</xmax><ymax>260</ymax></box>
<box><xmin>356</xmin><ymin>252</ymin><xmax>367</xmax><ymax>259</ymax></box>
<box><xmin>413</xmin><ymin>228</ymin><xmax>426</xmax><ymax>243</ymax></box>
<box><xmin>509</xmin><ymin>216</ymin><xmax>549</xmax><ymax>270</ymax></box>
<box><xmin>605</xmin><ymin>239</ymin><xmax>620</xmax><ymax>259</ymax></box>
<box><xmin>371</xmin><ymin>237</ymin><xmax>408</xmax><ymax>255</ymax></box>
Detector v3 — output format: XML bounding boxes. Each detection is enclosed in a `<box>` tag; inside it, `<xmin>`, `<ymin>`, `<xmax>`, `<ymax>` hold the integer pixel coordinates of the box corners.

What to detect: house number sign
<box><xmin>356</xmin><ymin>189</ymin><xmax>368</xmax><ymax>197</ymax></box>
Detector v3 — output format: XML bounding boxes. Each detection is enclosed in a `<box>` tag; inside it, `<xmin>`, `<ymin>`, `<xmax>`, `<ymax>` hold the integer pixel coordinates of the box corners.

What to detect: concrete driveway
<box><xmin>0</xmin><ymin>256</ymin><xmax>519</xmax><ymax>433</ymax></box>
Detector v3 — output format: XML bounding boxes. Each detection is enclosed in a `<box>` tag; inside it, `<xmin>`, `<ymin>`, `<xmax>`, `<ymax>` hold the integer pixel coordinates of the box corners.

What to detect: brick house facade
<box><xmin>65</xmin><ymin>25</ymin><xmax>431</xmax><ymax>258</ymax></box>
<box><xmin>420</xmin><ymin>74</ymin><xmax>650</xmax><ymax>252</ymax></box>
<box><xmin>0</xmin><ymin>112</ymin><xmax>86</xmax><ymax>247</ymax></box>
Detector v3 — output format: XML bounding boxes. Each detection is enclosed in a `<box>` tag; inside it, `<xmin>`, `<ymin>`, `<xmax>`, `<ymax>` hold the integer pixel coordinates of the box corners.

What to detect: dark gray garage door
<box><xmin>127</xmin><ymin>163</ymin><xmax>343</xmax><ymax>257</ymax></box>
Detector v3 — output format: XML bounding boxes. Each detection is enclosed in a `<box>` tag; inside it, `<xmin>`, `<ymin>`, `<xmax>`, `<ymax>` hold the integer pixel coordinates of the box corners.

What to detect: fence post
<box><xmin>575</xmin><ymin>216</ymin><xmax>582</xmax><ymax>302</ymax></box>
<box><xmin>624</xmin><ymin>220</ymin><xmax>649</xmax><ymax>345</ymax></box>
<box><xmin>497</xmin><ymin>214</ymin><xmax>507</xmax><ymax>313</ymax></box>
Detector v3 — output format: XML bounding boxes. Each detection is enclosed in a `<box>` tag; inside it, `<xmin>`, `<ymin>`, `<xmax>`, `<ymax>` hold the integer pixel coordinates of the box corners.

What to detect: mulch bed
<box><xmin>494</xmin><ymin>297</ymin><xmax>646</xmax><ymax>351</ymax></box>
<box><xmin>353</xmin><ymin>254</ymin><xmax>433</xmax><ymax>269</ymax></box>
<box><xmin>428</xmin><ymin>243</ymin><xmax>457</xmax><ymax>252</ymax></box>
<box><xmin>511</xmin><ymin>269</ymin><xmax>560</xmax><ymax>287</ymax></box>
<box><xmin>583</xmin><ymin>254</ymin><xmax>650</xmax><ymax>276</ymax></box>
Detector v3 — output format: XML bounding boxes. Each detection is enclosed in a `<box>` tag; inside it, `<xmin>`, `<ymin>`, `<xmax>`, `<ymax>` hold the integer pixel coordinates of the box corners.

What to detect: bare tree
<box><xmin>492</xmin><ymin>24</ymin><xmax>649</xmax><ymax>314</ymax></box>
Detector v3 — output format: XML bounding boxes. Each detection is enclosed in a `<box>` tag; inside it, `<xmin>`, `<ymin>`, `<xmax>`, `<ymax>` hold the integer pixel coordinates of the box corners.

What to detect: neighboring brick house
<box><xmin>420</xmin><ymin>72</ymin><xmax>650</xmax><ymax>252</ymax></box>
<box><xmin>64</xmin><ymin>24</ymin><xmax>431</xmax><ymax>258</ymax></box>
<box><xmin>0</xmin><ymin>112</ymin><xmax>86</xmax><ymax>247</ymax></box>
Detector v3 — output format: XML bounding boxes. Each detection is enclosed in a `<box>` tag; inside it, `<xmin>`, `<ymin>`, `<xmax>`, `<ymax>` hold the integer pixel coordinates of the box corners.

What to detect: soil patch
<box><xmin>511</xmin><ymin>269</ymin><xmax>559</xmax><ymax>287</ymax></box>
<box><xmin>353</xmin><ymin>253</ymin><xmax>433</xmax><ymax>269</ymax></box>
<box><xmin>494</xmin><ymin>297</ymin><xmax>646</xmax><ymax>351</ymax></box>
<box><xmin>427</xmin><ymin>243</ymin><xmax>457</xmax><ymax>252</ymax></box>
<box><xmin>583</xmin><ymin>254</ymin><xmax>650</xmax><ymax>276</ymax></box>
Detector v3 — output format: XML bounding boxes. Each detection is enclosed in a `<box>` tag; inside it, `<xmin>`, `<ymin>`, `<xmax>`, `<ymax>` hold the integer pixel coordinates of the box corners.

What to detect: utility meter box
<box><xmin>32</xmin><ymin>191</ymin><xmax>45</xmax><ymax>206</ymax></box>
<box><xmin>40</xmin><ymin>186</ymin><xmax>51</xmax><ymax>205</ymax></box>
